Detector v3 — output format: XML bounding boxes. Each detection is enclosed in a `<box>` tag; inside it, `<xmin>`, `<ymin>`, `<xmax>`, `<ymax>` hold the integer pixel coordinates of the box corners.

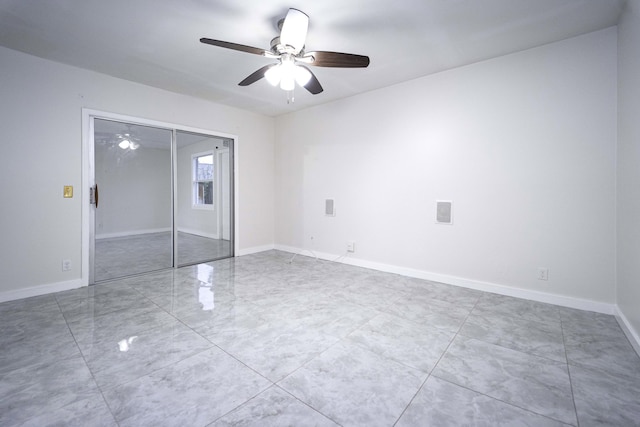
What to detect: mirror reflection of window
<box><xmin>193</xmin><ymin>153</ymin><xmax>214</xmax><ymax>208</ymax></box>
<box><xmin>176</xmin><ymin>131</ymin><xmax>233</xmax><ymax>266</ymax></box>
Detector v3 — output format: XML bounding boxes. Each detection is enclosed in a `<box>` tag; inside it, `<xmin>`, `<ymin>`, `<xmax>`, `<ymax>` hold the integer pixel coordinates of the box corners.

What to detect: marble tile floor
<box><xmin>1</xmin><ymin>250</ymin><xmax>639</xmax><ymax>426</ymax></box>
<box><xmin>94</xmin><ymin>231</ymin><xmax>231</xmax><ymax>282</ymax></box>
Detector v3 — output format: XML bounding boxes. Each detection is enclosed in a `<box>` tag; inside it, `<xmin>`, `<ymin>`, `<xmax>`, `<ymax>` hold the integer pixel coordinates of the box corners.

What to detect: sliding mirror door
<box><xmin>176</xmin><ymin>131</ymin><xmax>233</xmax><ymax>266</ymax></box>
<box><xmin>92</xmin><ymin>119</ymin><xmax>173</xmax><ymax>282</ymax></box>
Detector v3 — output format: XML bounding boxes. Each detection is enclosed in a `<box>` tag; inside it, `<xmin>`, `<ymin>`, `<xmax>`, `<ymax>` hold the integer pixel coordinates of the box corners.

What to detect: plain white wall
<box><xmin>96</xmin><ymin>144</ymin><xmax>172</xmax><ymax>237</ymax></box>
<box><xmin>0</xmin><ymin>45</ymin><xmax>274</xmax><ymax>297</ymax></box>
<box><xmin>617</xmin><ymin>0</ymin><xmax>640</xmax><ymax>339</ymax></box>
<box><xmin>275</xmin><ymin>28</ymin><xmax>617</xmax><ymax>305</ymax></box>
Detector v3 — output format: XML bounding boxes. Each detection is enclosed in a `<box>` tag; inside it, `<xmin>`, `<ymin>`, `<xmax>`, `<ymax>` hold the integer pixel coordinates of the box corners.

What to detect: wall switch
<box><xmin>347</xmin><ymin>241</ymin><xmax>355</xmax><ymax>253</ymax></box>
<box><xmin>62</xmin><ymin>259</ymin><xmax>72</xmax><ymax>271</ymax></box>
<box><xmin>537</xmin><ymin>267</ymin><xmax>549</xmax><ymax>281</ymax></box>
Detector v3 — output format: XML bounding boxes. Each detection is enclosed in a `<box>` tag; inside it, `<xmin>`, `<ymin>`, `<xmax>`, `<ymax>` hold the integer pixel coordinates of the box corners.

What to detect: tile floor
<box><xmin>1</xmin><ymin>250</ymin><xmax>639</xmax><ymax>426</ymax></box>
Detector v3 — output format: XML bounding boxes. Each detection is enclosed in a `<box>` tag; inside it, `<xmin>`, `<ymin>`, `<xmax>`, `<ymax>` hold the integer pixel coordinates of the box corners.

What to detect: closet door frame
<box><xmin>81</xmin><ymin>108</ymin><xmax>238</xmax><ymax>286</ymax></box>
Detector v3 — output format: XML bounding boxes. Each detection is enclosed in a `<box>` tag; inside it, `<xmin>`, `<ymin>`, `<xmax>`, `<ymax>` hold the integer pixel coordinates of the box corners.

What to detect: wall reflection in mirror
<box><xmin>92</xmin><ymin>119</ymin><xmax>233</xmax><ymax>283</ymax></box>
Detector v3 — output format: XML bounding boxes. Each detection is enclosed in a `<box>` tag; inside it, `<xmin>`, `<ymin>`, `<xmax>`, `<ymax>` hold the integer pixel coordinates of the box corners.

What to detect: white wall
<box><xmin>0</xmin><ymin>46</ymin><xmax>274</xmax><ymax>298</ymax></box>
<box><xmin>275</xmin><ymin>28</ymin><xmax>617</xmax><ymax>307</ymax></box>
<box><xmin>617</xmin><ymin>0</ymin><xmax>640</xmax><ymax>344</ymax></box>
<box><xmin>96</xmin><ymin>144</ymin><xmax>172</xmax><ymax>237</ymax></box>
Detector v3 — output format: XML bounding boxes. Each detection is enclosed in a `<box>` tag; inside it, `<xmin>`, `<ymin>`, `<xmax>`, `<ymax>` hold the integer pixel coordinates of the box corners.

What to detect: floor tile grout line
<box><xmin>430</xmin><ymin>374</ymin><xmax>578</xmax><ymax>426</ymax></box>
<box><xmin>457</xmin><ymin>296</ymin><xmax>570</xmax><ymax>364</ymax></box>
<box><xmin>203</xmin><ymin>383</ymin><xmax>274</xmax><ymax>426</ymax></box>
<box><xmin>416</xmin><ymin>295</ymin><xmax>575</xmax><ymax>426</ymax></box>
<box><xmin>391</xmin><ymin>293</ymin><xmax>482</xmax><ymax>426</ymax></box>
<box><xmin>61</xmin><ymin>277</ymin><xmax>228</xmax><ymax>399</ymax></box>
<box><xmin>275</xmin><ymin>384</ymin><xmax>345</xmax><ymax>427</ymax></box>
<box><xmin>560</xmin><ymin>315</ymin><xmax>582</xmax><ymax>427</ymax></box>
<box><xmin>454</xmin><ymin>333</ymin><xmax>570</xmax><ymax>365</ymax></box>
<box><xmin>51</xmin><ymin>295</ymin><xmax>122</xmax><ymax>427</ymax></box>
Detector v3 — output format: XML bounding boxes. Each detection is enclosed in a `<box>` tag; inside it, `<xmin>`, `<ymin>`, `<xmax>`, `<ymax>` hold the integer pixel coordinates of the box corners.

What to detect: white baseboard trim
<box><xmin>237</xmin><ymin>244</ymin><xmax>275</xmax><ymax>257</ymax></box>
<box><xmin>615</xmin><ymin>307</ymin><xmax>640</xmax><ymax>357</ymax></box>
<box><xmin>177</xmin><ymin>227</ymin><xmax>219</xmax><ymax>240</ymax></box>
<box><xmin>274</xmin><ymin>244</ymin><xmax>616</xmax><ymax>315</ymax></box>
<box><xmin>96</xmin><ymin>228</ymin><xmax>172</xmax><ymax>240</ymax></box>
<box><xmin>0</xmin><ymin>279</ymin><xmax>84</xmax><ymax>303</ymax></box>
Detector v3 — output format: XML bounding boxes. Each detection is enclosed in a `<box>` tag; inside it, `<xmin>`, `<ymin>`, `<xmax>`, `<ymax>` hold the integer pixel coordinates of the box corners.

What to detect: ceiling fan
<box><xmin>200</xmin><ymin>8</ymin><xmax>370</xmax><ymax>97</ymax></box>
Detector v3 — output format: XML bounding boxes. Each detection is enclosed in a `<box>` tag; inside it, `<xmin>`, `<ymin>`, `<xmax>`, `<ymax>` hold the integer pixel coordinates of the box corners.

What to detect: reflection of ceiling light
<box><xmin>118</xmin><ymin>336</ymin><xmax>138</xmax><ymax>352</ymax></box>
<box><xmin>198</xmin><ymin>286</ymin><xmax>214</xmax><ymax>311</ymax></box>
<box><xmin>118</xmin><ymin>138</ymin><xmax>140</xmax><ymax>150</ymax></box>
<box><xmin>196</xmin><ymin>264</ymin><xmax>214</xmax><ymax>282</ymax></box>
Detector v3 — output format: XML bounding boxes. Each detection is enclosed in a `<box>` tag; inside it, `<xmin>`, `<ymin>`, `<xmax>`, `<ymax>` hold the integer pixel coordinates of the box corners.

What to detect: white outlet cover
<box><xmin>537</xmin><ymin>268</ymin><xmax>549</xmax><ymax>281</ymax></box>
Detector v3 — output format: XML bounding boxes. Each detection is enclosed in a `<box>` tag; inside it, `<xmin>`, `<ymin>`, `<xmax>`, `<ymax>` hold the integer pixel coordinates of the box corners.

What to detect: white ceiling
<box><xmin>0</xmin><ymin>0</ymin><xmax>625</xmax><ymax>116</ymax></box>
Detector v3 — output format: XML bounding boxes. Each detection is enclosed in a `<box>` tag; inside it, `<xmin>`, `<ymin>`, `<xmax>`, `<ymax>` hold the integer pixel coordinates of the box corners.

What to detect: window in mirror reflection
<box><xmin>193</xmin><ymin>152</ymin><xmax>214</xmax><ymax>208</ymax></box>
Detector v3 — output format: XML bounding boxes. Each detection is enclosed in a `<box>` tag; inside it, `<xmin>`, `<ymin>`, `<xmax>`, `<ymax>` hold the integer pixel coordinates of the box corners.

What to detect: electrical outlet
<box><xmin>537</xmin><ymin>267</ymin><xmax>549</xmax><ymax>281</ymax></box>
<box><xmin>62</xmin><ymin>259</ymin><xmax>72</xmax><ymax>272</ymax></box>
<box><xmin>347</xmin><ymin>241</ymin><xmax>355</xmax><ymax>253</ymax></box>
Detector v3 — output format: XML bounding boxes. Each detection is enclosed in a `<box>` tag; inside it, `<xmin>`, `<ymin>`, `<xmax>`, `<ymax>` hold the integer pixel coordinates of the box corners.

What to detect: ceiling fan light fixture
<box><xmin>200</xmin><ymin>8</ymin><xmax>368</xmax><ymax>100</ymax></box>
<box><xmin>277</xmin><ymin>55</ymin><xmax>297</xmax><ymax>90</ymax></box>
<box><xmin>279</xmin><ymin>8</ymin><xmax>308</xmax><ymax>53</ymax></box>
<box><xmin>280</xmin><ymin>74</ymin><xmax>295</xmax><ymax>91</ymax></box>
<box><xmin>118</xmin><ymin>139</ymin><xmax>130</xmax><ymax>149</ymax></box>
<box><xmin>294</xmin><ymin>65</ymin><xmax>311</xmax><ymax>86</ymax></box>
<box><xmin>265</xmin><ymin>65</ymin><xmax>281</xmax><ymax>86</ymax></box>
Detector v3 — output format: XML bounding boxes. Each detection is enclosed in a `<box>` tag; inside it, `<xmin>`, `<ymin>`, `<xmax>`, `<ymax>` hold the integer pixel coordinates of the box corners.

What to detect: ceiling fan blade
<box><xmin>298</xmin><ymin>65</ymin><xmax>323</xmax><ymax>94</ymax></box>
<box><xmin>200</xmin><ymin>38</ymin><xmax>269</xmax><ymax>56</ymax></box>
<box><xmin>238</xmin><ymin>64</ymin><xmax>277</xmax><ymax>86</ymax></box>
<box><xmin>280</xmin><ymin>8</ymin><xmax>308</xmax><ymax>54</ymax></box>
<box><xmin>305</xmin><ymin>51</ymin><xmax>370</xmax><ymax>68</ymax></box>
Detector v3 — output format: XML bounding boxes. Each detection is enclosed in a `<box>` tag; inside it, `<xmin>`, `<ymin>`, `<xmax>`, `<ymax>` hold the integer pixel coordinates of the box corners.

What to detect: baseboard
<box><xmin>615</xmin><ymin>307</ymin><xmax>640</xmax><ymax>357</ymax></box>
<box><xmin>273</xmin><ymin>244</ymin><xmax>616</xmax><ymax>315</ymax></box>
<box><xmin>0</xmin><ymin>279</ymin><xmax>84</xmax><ymax>303</ymax></box>
<box><xmin>237</xmin><ymin>244</ymin><xmax>275</xmax><ymax>257</ymax></box>
<box><xmin>177</xmin><ymin>227</ymin><xmax>219</xmax><ymax>240</ymax></box>
<box><xmin>96</xmin><ymin>228</ymin><xmax>172</xmax><ymax>240</ymax></box>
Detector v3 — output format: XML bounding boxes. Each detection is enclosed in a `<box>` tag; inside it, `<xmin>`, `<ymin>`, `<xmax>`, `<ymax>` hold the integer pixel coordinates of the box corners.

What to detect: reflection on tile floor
<box><xmin>94</xmin><ymin>231</ymin><xmax>231</xmax><ymax>282</ymax></box>
<box><xmin>1</xmin><ymin>250</ymin><xmax>639</xmax><ymax>426</ymax></box>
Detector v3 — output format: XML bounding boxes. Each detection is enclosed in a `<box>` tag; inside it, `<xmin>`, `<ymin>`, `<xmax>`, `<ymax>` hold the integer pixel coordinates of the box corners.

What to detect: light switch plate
<box><xmin>63</xmin><ymin>185</ymin><xmax>73</xmax><ymax>198</ymax></box>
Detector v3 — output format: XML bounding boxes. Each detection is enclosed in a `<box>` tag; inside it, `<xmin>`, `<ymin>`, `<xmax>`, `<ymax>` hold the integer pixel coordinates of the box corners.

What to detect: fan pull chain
<box><xmin>287</xmin><ymin>89</ymin><xmax>295</xmax><ymax>104</ymax></box>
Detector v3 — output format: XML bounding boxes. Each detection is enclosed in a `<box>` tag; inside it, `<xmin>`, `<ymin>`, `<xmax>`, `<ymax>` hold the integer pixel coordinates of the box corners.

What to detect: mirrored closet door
<box><xmin>90</xmin><ymin>118</ymin><xmax>233</xmax><ymax>284</ymax></box>
<box><xmin>176</xmin><ymin>130</ymin><xmax>233</xmax><ymax>266</ymax></box>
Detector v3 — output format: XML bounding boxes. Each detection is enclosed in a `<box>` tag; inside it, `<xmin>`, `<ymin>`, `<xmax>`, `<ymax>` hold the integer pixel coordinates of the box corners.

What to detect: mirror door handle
<box><xmin>90</xmin><ymin>184</ymin><xmax>99</xmax><ymax>208</ymax></box>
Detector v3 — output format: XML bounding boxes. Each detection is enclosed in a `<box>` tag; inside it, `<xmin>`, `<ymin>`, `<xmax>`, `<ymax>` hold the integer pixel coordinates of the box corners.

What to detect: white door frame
<box><xmin>81</xmin><ymin>108</ymin><xmax>239</xmax><ymax>286</ymax></box>
<box><xmin>216</xmin><ymin>148</ymin><xmax>231</xmax><ymax>241</ymax></box>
